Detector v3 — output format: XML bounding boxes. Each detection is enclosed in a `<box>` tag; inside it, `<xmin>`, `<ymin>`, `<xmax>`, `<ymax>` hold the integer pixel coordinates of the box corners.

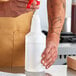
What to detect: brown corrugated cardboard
<box><xmin>0</xmin><ymin>11</ymin><xmax>34</xmax><ymax>68</ymax></box>
<box><xmin>67</xmin><ymin>56</ymin><xmax>76</xmax><ymax>70</ymax></box>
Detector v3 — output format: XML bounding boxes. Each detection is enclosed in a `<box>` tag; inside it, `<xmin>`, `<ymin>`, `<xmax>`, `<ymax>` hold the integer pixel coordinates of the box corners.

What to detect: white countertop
<box><xmin>45</xmin><ymin>65</ymin><xmax>67</xmax><ymax>76</ymax></box>
<box><xmin>0</xmin><ymin>65</ymin><xmax>75</xmax><ymax>76</ymax></box>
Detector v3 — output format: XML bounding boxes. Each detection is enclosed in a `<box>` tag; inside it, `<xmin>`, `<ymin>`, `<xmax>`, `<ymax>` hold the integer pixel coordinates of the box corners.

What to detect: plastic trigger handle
<box><xmin>36</xmin><ymin>0</ymin><xmax>40</xmax><ymax>5</ymax></box>
<box><xmin>27</xmin><ymin>0</ymin><xmax>34</xmax><ymax>8</ymax></box>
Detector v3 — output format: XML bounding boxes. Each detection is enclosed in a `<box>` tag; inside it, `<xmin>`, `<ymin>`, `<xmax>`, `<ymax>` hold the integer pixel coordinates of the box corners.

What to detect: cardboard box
<box><xmin>67</xmin><ymin>56</ymin><xmax>76</xmax><ymax>70</ymax></box>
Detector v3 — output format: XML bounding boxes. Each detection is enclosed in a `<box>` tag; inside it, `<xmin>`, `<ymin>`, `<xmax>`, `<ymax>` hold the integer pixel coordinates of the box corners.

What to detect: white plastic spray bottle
<box><xmin>25</xmin><ymin>10</ymin><xmax>46</xmax><ymax>72</ymax></box>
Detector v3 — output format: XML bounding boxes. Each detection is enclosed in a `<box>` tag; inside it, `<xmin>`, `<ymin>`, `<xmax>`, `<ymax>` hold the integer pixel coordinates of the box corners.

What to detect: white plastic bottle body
<box><xmin>25</xmin><ymin>33</ymin><xmax>46</xmax><ymax>72</ymax></box>
<box><xmin>25</xmin><ymin>10</ymin><xmax>46</xmax><ymax>72</ymax></box>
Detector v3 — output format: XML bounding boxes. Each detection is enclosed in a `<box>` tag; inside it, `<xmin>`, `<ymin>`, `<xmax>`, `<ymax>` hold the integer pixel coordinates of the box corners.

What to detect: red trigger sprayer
<box><xmin>27</xmin><ymin>0</ymin><xmax>40</xmax><ymax>8</ymax></box>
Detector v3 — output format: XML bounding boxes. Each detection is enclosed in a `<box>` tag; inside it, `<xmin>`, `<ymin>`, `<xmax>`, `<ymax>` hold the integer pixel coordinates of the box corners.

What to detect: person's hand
<box><xmin>41</xmin><ymin>33</ymin><xmax>60</xmax><ymax>69</ymax></box>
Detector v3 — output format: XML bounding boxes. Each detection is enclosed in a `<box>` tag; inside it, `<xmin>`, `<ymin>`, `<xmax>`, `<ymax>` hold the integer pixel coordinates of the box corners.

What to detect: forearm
<box><xmin>47</xmin><ymin>0</ymin><xmax>66</xmax><ymax>38</ymax></box>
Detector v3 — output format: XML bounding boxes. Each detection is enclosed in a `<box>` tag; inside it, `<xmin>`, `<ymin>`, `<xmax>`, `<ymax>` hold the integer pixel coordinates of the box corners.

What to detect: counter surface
<box><xmin>0</xmin><ymin>65</ymin><xmax>75</xmax><ymax>76</ymax></box>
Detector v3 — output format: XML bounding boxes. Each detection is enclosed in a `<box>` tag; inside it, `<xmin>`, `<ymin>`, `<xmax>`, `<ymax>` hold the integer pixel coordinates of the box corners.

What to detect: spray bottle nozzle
<box><xmin>31</xmin><ymin>10</ymin><xmax>41</xmax><ymax>33</ymax></box>
<box><xmin>26</xmin><ymin>0</ymin><xmax>40</xmax><ymax>8</ymax></box>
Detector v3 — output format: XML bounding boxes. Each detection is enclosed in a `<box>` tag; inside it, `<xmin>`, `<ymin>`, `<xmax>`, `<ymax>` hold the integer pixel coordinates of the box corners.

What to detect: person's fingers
<box><xmin>46</xmin><ymin>55</ymin><xmax>57</xmax><ymax>69</ymax></box>
<box><xmin>52</xmin><ymin>48</ymin><xmax>58</xmax><ymax>60</ymax></box>
<box><xmin>44</xmin><ymin>46</ymin><xmax>55</xmax><ymax>63</ymax></box>
<box><xmin>41</xmin><ymin>46</ymin><xmax>55</xmax><ymax>66</ymax></box>
<box><xmin>45</xmin><ymin>55</ymin><xmax>54</xmax><ymax>69</ymax></box>
<box><xmin>41</xmin><ymin>46</ymin><xmax>52</xmax><ymax>58</ymax></box>
<box><xmin>46</xmin><ymin>61</ymin><xmax>53</xmax><ymax>69</ymax></box>
<box><xmin>41</xmin><ymin>56</ymin><xmax>47</xmax><ymax>66</ymax></box>
<box><xmin>41</xmin><ymin>43</ymin><xmax>58</xmax><ymax>69</ymax></box>
<box><xmin>47</xmin><ymin>47</ymin><xmax>55</xmax><ymax>58</ymax></box>
<box><xmin>42</xmin><ymin>49</ymin><xmax>52</xmax><ymax>64</ymax></box>
<box><xmin>41</xmin><ymin>52</ymin><xmax>52</xmax><ymax>67</ymax></box>
<box><xmin>41</xmin><ymin>47</ymin><xmax>48</xmax><ymax>57</ymax></box>
<box><xmin>41</xmin><ymin>47</ymin><xmax>52</xmax><ymax>66</ymax></box>
<box><xmin>45</xmin><ymin>48</ymin><xmax>57</xmax><ymax>67</ymax></box>
<box><xmin>46</xmin><ymin>51</ymin><xmax>57</xmax><ymax>69</ymax></box>
<box><xmin>45</xmin><ymin>49</ymin><xmax>55</xmax><ymax>66</ymax></box>
<box><xmin>52</xmin><ymin>51</ymin><xmax>57</xmax><ymax>62</ymax></box>
<box><xmin>41</xmin><ymin>49</ymin><xmax>47</xmax><ymax>58</ymax></box>
<box><xmin>53</xmin><ymin>50</ymin><xmax>58</xmax><ymax>60</ymax></box>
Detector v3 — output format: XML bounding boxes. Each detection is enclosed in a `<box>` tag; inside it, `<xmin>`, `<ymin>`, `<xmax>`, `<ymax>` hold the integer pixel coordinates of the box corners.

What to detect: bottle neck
<box><xmin>30</xmin><ymin>10</ymin><xmax>41</xmax><ymax>33</ymax></box>
<box><xmin>31</xmin><ymin>25</ymin><xmax>41</xmax><ymax>33</ymax></box>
